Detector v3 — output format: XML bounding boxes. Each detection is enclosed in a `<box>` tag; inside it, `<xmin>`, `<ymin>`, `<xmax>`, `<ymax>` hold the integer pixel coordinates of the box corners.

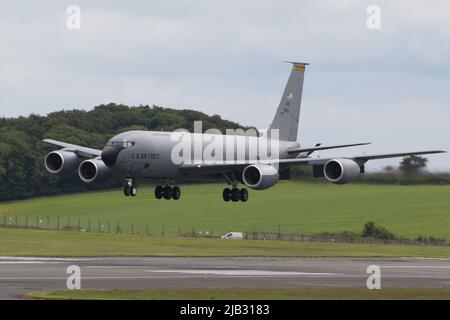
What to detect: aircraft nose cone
<box><xmin>101</xmin><ymin>146</ymin><xmax>120</xmax><ymax>167</ymax></box>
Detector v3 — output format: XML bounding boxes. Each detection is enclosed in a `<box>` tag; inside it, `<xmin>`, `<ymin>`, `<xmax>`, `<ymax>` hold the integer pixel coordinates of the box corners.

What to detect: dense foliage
<box><xmin>0</xmin><ymin>103</ymin><xmax>248</xmax><ymax>201</ymax></box>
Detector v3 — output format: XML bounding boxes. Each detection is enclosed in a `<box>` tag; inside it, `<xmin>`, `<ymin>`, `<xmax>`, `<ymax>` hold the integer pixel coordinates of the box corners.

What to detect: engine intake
<box><xmin>242</xmin><ymin>164</ymin><xmax>279</xmax><ymax>190</ymax></box>
<box><xmin>324</xmin><ymin>158</ymin><xmax>361</xmax><ymax>184</ymax></box>
<box><xmin>78</xmin><ymin>159</ymin><xmax>112</xmax><ymax>183</ymax></box>
<box><xmin>44</xmin><ymin>150</ymin><xmax>79</xmax><ymax>174</ymax></box>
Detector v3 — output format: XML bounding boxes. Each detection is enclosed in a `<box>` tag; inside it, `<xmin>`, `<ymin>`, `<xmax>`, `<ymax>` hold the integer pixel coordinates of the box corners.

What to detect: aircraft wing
<box><xmin>287</xmin><ymin>142</ymin><xmax>372</xmax><ymax>155</ymax></box>
<box><xmin>43</xmin><ymin>139</ymin><xmax>102</xmax><ymax>158</ymax></box>
<box><xmin>278</xmin><ymin>150</ymin><xmax>446</xmax><ymax>166</ymax></box>
<box><xmin>179</xmin><ymin>150</ymin><xmax>446</xmax><ymax>174</ymax></box>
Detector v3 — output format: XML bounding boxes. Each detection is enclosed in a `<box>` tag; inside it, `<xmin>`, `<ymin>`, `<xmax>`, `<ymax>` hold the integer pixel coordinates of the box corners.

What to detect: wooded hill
<box><xmin>0</xmin><ymin>103</ymin><xmax>248</xmax><ymax>201</ymax></box>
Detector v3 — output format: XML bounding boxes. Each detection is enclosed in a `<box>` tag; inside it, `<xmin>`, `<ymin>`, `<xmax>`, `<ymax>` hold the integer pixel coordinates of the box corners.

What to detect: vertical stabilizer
<box><xmin>267</xmin><ymin>61</ymin><xmax>308</xmax><ymax>141</ymax></box>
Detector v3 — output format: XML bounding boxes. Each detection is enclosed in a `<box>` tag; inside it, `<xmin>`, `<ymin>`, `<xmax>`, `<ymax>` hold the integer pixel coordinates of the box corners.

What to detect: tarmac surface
<box><xmin>1</xmin><ymin>256</ymin><xmax>450</xmax><ymax>299</ymax></box>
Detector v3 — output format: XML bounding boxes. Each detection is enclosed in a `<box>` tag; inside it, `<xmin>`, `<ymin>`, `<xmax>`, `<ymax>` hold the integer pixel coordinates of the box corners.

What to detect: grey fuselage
<box><xmin>104</xmin><ymin>130</ymin><xmax>299</xmax><ymax>180</ymax></box>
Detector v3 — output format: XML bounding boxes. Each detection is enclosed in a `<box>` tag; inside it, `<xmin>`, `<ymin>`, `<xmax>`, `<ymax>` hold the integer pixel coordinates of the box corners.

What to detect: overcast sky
<box><xmin>1</xmin><ymin>0</ymin><xmax>449</xmax><ymax>170</ymax></box>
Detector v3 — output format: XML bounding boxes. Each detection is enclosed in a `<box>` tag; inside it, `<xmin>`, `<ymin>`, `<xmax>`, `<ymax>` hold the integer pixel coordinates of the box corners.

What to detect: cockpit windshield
<box><xmin>106</xmin><ymin>141</ymin><xmax>135</xmax><ymax>149</ymax></box>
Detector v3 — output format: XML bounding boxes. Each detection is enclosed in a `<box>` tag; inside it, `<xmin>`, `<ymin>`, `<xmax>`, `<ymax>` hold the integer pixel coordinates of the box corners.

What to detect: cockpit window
<box><xmin>107</xmin><ymin>141</ymin><xmax>135</xmax><ymax>148</ymax></box>
<box><xmin>123</xmin><ymin>141</ymin><xmax>134</xmax><ymax>148</ymax></box>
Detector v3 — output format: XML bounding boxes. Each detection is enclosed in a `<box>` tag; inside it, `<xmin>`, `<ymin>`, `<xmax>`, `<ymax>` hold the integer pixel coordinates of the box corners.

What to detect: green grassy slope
<box><xmin>1</xmin><ymin>181</ymin><xmax>450</xmax><ymax>239</ymax></box>
<box><xmin>2</xmin><ymin>228</ymin><xmax>450</xmax><ymax>258</ymax></box>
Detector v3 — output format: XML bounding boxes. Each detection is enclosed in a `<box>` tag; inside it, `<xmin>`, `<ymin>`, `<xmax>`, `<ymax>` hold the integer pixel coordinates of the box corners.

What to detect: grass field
<box><xmin>1</xmin><ymin>181</ymin><xmax>450</xmax><ymax>239</ymax></box>
<box><xmin>2</xmin><ymin>228</ymin><xmax>450</xmax><ymax>257</ymax></box>
<box><xmin>25</xmin><ymin>288</ymin><xmax>450</xmax><ymax>300</ymax></box>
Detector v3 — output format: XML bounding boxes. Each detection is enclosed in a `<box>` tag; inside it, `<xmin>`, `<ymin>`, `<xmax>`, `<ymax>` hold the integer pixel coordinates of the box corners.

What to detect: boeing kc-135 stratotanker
<box><xmin>43</xmin><ymin>62</ymin><xmax>446</xmax><ymax>202</ymax></box>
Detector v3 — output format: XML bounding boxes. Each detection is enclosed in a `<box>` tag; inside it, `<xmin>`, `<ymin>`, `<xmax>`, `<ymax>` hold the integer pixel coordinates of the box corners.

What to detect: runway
<box><xmin>1</xmin><ymin>256</ymin><xmax>450</xmax><ymax>299</ymax></box>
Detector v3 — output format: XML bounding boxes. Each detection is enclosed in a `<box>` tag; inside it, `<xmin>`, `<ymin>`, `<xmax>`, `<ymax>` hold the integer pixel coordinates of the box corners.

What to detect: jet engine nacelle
<box><xmin>44</xmin><ymin>150</ymin><xmax>79</xmax><ymax>174</ymax></box>
<box><xmin>324</xmin><ymin>158</ymin><xmax>361</xmax><ymax>184</ymax></box>
<box><xmin>78</xmin><ymin>158</ymin><xmax>112</xmax><ymax>183</ymax></box>
<box><xmin>242</xmin><ymin>164</ymin><xmax>279</xmax><ymax>190</ymax></box>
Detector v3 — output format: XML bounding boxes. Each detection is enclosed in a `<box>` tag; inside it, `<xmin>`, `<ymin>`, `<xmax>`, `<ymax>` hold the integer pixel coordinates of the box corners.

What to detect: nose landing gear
<box><xmin>123</xmin><ymin>177</ymin><xmax>137</xmax><ymax>197</ymax></box>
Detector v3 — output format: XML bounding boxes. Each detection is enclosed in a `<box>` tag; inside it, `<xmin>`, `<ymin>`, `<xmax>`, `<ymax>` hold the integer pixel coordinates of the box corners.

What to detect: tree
<box><xmin>382</xmin><ymin>165</ymin><xmax>395</xmax><ymax>173</ymax></box>
<box><xmin>399</xmin><ymin>155</ymin><xmax>428</xmax><ymax>176</ymax></box>
<box><xmin>362</xmin><ymin>221</ymin><xmax>396</xmax><ymax>240</ymax></box>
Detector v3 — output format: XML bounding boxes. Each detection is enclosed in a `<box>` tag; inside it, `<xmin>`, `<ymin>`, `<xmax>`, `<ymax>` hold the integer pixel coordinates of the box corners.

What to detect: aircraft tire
<box><xmin>123</xmin><ymin>186</ymin><xmax>130</xmax><ymax>197</ymax></box>
<box><xmin>155</xmin><ymin>185</ymin><xmax>163</xmax><ymax>199</ymax></box>
<box><xmin>222</xmin><ymin>188</ymin><xmax>231</xmax><ymax>201</ymax></box>
<box><xmin>231</xmin><ymin>188</ymin><xmax>240</xmax><ymax>202</ymax></box>
<box><xmin>130</xmin><ymin>186</ymin><xmax>137</xmax><ymax>197</ymax></box>
<box><xmin>240</xmin><ymin>188</ymin><xmax>248</xmax><ymax>202</ymax></box>
<box><xmin>172</xmin><ymin>186</ymin><xmax>181</xmax><ymax>200</ymax></box>
<box><xmin>163</xmin><ymin>186</ymin><xmax>173</xmax><ymax>200</ymax></box>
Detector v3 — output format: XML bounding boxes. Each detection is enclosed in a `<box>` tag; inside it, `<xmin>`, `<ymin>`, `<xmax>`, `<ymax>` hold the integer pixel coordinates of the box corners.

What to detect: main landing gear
<box><xmin>123</xmin><ymin>177</ymin><xmax>137</xmax><ymax>197</ymax></box>
<box><xmin>222</xmin><ymin>173</ymin><xmax>249</xmax><ymax>202</ymax></box>
<box><xmin>222</xmin><ymin>187</ymin><xmax>248</xmax><ymax>202</ymax></box>
<box><xmin>154</xmin><ymin>185</ymin><xmax>181</xmax><ymax>200</ymax></box>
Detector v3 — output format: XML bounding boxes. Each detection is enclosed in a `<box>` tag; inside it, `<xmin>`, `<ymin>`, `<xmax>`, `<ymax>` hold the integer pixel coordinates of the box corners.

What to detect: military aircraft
<box><xmin>43</xmin><ymin>62</ymin><xmax>445</xmax><ymax>202</ymax></box>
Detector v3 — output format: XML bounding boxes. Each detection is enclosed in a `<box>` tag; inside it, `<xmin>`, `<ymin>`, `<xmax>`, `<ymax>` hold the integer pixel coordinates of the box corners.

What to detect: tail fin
<box><xmin>267</xmin><ymin>61</ymin><xmax>308</xmax><ymax>141</ymax></box>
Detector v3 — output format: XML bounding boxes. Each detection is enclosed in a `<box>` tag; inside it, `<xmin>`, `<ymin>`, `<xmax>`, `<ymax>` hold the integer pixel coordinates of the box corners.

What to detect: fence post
<box><xmin>108</xmin><ymin>221</ymin><xmax>111</xmax><ymax>233</ymax></box>
<box><xmin>22</xmin><ymin>214</ymin><xmax>25</xmax><ymax>228</ymax></box>
<box><xmin>98</xmin><ymin>220</ymin><xmax>101</xmax><ymax>233</ymax></box>
<box><xmin>78</xmin><ymin>218</ymin><xmax>81</xmax><ymax>231</ymax></box>
<box><xmin>68</xmin><ymin>217</ymin><xmax>71</xmax><ymax>230</ymax></box>
<box><xmin>278</xmin><ymin>224</ymin><xmax>281</xmax><ymax>241</ymax></box>
<box><xmin>88</xmin><ymin>219</ymin><xmax>91</xmax><ymax>232</ymax></box>
<box><xmin>116</xmin><ymin>221</ymin><xmax>121</xmax><ymax>234</ymax></box>
<box><xmin>57</xmin><ymin>216</ymin><xmax>60</xmax><ymax>230</ymax></box>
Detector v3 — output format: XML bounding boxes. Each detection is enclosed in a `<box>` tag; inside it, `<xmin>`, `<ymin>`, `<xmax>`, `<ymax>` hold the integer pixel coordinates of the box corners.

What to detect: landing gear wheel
<box><xmin>172</xmin><ymin>186</ymin><xmax>181</xmax><ymax>200</ymax></box>
<box><xmin>155</xmin><ymin>185</ymin><xmax>163</xmax><ymax>199</ymax></box>
<box><xmin>123</xmin><ymin>186</ymin><xmax>130</xmax><ymax>197</ymax></box>
<box><xmin>222</xmin><ymin>188</ymin><xmax>231</xmax><ymax>202</ymax></box>
<box><xmin>163</xmin><ymin>186</ymin><xmax>173</xmax><ymax>200</ymax></box>
<box><xmin>231</xmin><ymin>188</ymin><xmax>241</xmax><ymax>202</ymax></box>
<box><xmin>240</xmin><ymin>188</ymin><xmax>248</xmax><ymax>202</ymax></box>
<box><xmin>130</xmin><ymin>186</ymin><xmax>137</xmax><ymax>197</ymax></box>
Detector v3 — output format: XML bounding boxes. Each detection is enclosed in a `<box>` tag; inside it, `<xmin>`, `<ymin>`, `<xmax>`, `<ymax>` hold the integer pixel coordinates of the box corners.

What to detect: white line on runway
<box><xmin>402</xmin><ymin>257</ymin><xmax>450</xmax><ymax>261</ymax></box>
<box><xmin>0</xmin><ymin>261</ymin><xmax>63</xmax><ymax>264</ymax></box>
<box><xmin>0</xmin><ymin>275</ymin><xmax>325</xmax><ymax>281</ymax></box>
<box><xmin>0</xmin><ymin>257</ymin><xmax>96</xmax><ymax>262</ymax></box>
<box><xmin>380</xmin><ymin>266</ymin><xmax>450</xmax><ymax>269</ymax></box>
<box><xmin>145</xmin><ymin>269</ymin><xmax>339</xmax><ymax>276</ymax></box>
